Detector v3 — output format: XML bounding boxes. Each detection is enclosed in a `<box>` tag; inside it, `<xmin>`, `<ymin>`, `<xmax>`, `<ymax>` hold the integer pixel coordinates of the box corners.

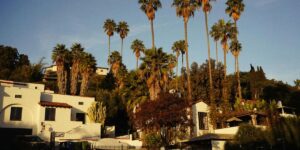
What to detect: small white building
<box><xmin>0</xmin><ymin>80</ymin><xmax>101</xmax><ymax>142</ymax></box>
<box><xmin>190</xmin><ymin>101</ymin><xmax>268</xmax><ymax>150</ymax></box>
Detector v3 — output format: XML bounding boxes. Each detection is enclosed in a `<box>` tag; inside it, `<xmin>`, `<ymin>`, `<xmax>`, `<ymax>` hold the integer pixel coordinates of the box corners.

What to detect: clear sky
<box><xmin>0</xmin><ymin>0</ymin><xmax>299</xmax><ymax>85</ymax></box>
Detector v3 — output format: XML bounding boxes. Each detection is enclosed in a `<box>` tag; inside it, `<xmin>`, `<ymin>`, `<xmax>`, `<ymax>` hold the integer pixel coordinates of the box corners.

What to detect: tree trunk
<box><xmin>56</xmin><ymin>64</ymin><xmax>66</xmax><ymax>94</ymax></box>
<box><xmin>176</xmin><ymin>57</ymin><xmax>179</xmax><ymax>91</ymax></box>
<box><xmin>184</xmin><ymin>20</ymin><xmax>192</xmax><ymax>102</ymax></box>
<box><xmin>108</xmin><ymin>36</ymin><xmax>111</xmax><ymax>56</ymax></box>
<box><xmin>223</xmin><ymin>46</ymin><xmax>229</xmax><ymax>110</ymax></box>
<box><xmin>80</xmin><ymin>72</ymin><xmax>89</xmax><ymax>96</ymax></box>
<box><xmin>205</xmin><ymin>12</ymin><xmax>214</xmax><ymax>103</ymax></box>
<box><xmin>237</xmin><ymin>55</ymin><xmax>242</xmax><ymax>99</ymax></box>
<box><xmin>150</xmin><ymin>19</ymin><xmax>155</xmax><ymax>49</ymax></box>
<box><xmin>136</xmin><ymin>56</ymin><xmax>139</xmax><ymax>70</ymax></box>
<box><xmin>215</xmin><ymin>41</ymin><xmax>218</xmax><ymax>64</ymax></box>
<box><xmin>121</xmin><ymin>38</ymin><xmax>124</xmax><ymax>58</ymax></box>
<box><xmin>70</xmin><ymin>62</ymin><xmax>79</xmax><ymax>95</ymax></box>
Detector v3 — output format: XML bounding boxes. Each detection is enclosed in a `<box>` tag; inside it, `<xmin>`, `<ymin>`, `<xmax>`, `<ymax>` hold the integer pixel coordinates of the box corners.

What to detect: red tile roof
<box><xmin>39</xmin><ymin>101</ymin><xmax>72</xmax><ymax>108</ymax></box>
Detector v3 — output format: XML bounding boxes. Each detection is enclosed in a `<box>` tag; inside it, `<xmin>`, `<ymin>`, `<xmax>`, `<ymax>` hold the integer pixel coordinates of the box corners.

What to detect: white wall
<box><xmin>0</xmin><ymin>86</ymin><xmax>41</xmax><ymax>134</ymax></box>
<box><xmin>41</xmin><ymin>93</ymin><xmax>94</xmax><ymax>123</ymax></box>
<box><xmin>192</xmin><ymin>101</ymin><xmax>214</xmax><ymax>136</ymax></box>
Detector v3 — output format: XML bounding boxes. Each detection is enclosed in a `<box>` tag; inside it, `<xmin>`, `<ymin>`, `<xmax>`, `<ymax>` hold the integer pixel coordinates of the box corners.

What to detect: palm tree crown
<box><xmin>138</xmin><ymin>0</ymin><xmax>162</xmax><ymax>20</ymax></box>
<box><xmin>226</xmin><ymin>0</ymin><xmax>245</xmax><ymax>22</ymax></box>
<box><xmin>131</xmin><ymin>39</ymin><xmax>145</xmax><ymax>69</ymax></box>
<box><xmin>116</xmin><ymin>21</ymin><xmax>129</xmax><ymax>39</ymax></box>
<box><xmin>172</xmin><ymin>0</ymin><xmax>199</xmax><ymax>22</ymax></box>
<box><xmin>230</xmin><ymin>40</ymin><xmax>242</xmax><ymax>56</ymax></box>
<box><xmin>103</xmin><ymin>19</ymin><xmax>116</xmax><ymax>37</ymax></box>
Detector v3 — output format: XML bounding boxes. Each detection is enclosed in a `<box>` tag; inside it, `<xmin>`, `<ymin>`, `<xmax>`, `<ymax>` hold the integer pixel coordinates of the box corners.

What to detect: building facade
<box><xmin>0</xmin><ymin>80</ymin><xmax>101</xmax><ymax>141</ymax></box>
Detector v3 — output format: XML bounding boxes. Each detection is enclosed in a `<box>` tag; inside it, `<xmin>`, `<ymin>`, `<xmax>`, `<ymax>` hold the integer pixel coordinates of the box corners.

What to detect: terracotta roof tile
<box><xmin>39</xmin><ymin>101</ymin><xmax>72</xmax><ymax>108</ymax></box>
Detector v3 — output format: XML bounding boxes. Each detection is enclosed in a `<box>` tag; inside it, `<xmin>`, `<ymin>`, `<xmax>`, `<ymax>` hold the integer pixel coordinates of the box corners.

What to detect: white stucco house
<box><xmin>189</xmin><ymin>101</ymin><xmax>268</xmax><ymax>150</ymax></box>
<box><xmin>0</xmin><ymin>80</ymin><xmax>101</xmax><ymax>142</ymax></box>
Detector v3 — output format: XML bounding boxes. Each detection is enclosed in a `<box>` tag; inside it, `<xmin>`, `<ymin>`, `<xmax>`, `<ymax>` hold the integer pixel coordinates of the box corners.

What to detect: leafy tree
<box><xmin>116</xmin><ymin>21</ymin><xmax>130</xmax><ymax>57</ymax></box>
<box><xmin>131</xmin><ymin>39</ymin><xmax>145</xmax><ymax>70</ymax></box>
<box><xmin>172</xmin><ymin>0</ymin><xmax>198</xmax><ymax>101</ymax></box>
<box><xmin>294</xmin><ymin>79</ymin><xmax>300</xmax><ymax>90</ymax></box>
<box><xmin>138</xmin><ymin>0</ymin><xmax>161</xmax><ymax>48</ymax></box>
<box><xmin>135</xmin><ymin>93</ymin><xmax>191</xmax><ymax>146</ymax></box>
<box><xmin>103</xmin><ymin>19</ymin><xmax>117</xmax><ymax>56</ymax></box>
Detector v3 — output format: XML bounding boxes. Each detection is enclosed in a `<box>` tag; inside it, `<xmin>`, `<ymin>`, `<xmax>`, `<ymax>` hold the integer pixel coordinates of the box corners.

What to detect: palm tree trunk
<box><xmin>70</xmin><ymin>62</ymin><xmax>79</xmax><ymax>95</ymax></box>
<box><xmin>80</xmin><ymin>72</ymin><xmax>89</xmax><ymax>96</ymax></box>
<box><xmin>150</xmin><ymin>19</ymin><xmax>155</xmax><ymax>49</ymax></box>
<box><xmin>215</xmin><ymin>41</ymin><xmax>218</xmax><ymax>64</ymax></box>
<box><xmin>223</xmin><ymin>47</ymin><xmax>228</xmax><ymax>110</ymax></box>
<box><xmin>121</xmin><ymin>38</ymin><xmax>124</xmax><ymax>58</ymax></box>
<box><xmin>57</xmin><ymin>64</ymin><xmax>65</xmax><ymax>94</ymax></box>
<box><xmin>136</xmin><ymin>56</ymin><xmax>139</xmax><ymax>70</ymax></box>
<box><xmin>108</xmin><ymin>36</ymin><xmax>111</xmax><ymax>56</ymax></box>
<box><xmin>204</xmin><ymin>12</ymin><xmax>214</xmax><ymax>102</ymax></box>
<box><xmin>236</xmin><ymin>55</ymin><xmax>242</xmax><ymax>99</ymax></box>
<box><xmin>176</xmin><ymin>57</ymin><xmax>179</xmax><ymax>91</ymax></box>
<box><xmin>184</xmin><ymin>20</ymin><xmax>192</xmax><ymax>102</ymax></box>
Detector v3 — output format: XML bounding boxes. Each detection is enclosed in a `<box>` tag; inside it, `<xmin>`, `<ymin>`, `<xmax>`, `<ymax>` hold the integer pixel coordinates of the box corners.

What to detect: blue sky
<box><xmin>0</xmin><ymin>0</ymin><xmax>299</xmax><ymax>85</ymax></box>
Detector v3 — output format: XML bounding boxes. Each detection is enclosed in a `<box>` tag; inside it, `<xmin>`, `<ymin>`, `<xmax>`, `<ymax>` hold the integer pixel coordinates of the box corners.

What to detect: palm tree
<box><xmin>51</xmin><ymin>44</ymin><xmax>69</xmax><ymax>94</ymax></box>
<box><xmin>103</xmin><ymin>19</ymin><xmax>117</xmax><ymax>57</ymax></box>
<box><xmin>70</xmin><ymin>43</ymin><xmax>84</xmax><ymax>95</ymax></box>
<box><xmin>116</xmin><ymin>21</ymin><xmax>130</xmax><ymax>57</ymax></box>
<box><xmin>172</xmin><ymin>0</ymin><xmax>198</xmax><ymax>101</ymax></box>
<box><xmin>131</xmin><ymin>39</ymin><xmax>145</xmax><ymax>70</ymax></box>
<box><xmin>197</xmin><ymin>0</ymin><xmax>214</xmax><ymax>102</ymax></box>
<box><xmin>225</xmin><ymin>0</ymin><xmax>245</xmax><ymax>34</ymax></box>
<box><xmin>172</xmin><ymin>40</ymin><xmax>185</xmax><ymax>91</ymax></box>
<box><xmin>217</xmin><ymin>19</ymin><xmax>236</xmax><ymax>104</ymax></box>
<box><xmin>210</xmin><ymin>22</ymin><xmax>221</xmax><ymax>63</ymax></box>
<box><xmin>139</xmin><ymin>48</ymin><xmax>168</xmax><ymax>100</ymax></box>
<box><xmin>230</xmin><ymin>40</ymin><xmax>242</xmax><ymax>99</ymax></box>
<box><xmin>79</xmin><ymin>52</ymin><xmax>96</xmax><ymax>96</ymax></box>
<box><xmin>108</xmin><ymin>51</ymin><xmax>122</xmax><ymax>77</ymax></box>
<box><xmin>138</xmin><ymin>0</ymin><xmax>162</xmax><ymax>48</ymax></box>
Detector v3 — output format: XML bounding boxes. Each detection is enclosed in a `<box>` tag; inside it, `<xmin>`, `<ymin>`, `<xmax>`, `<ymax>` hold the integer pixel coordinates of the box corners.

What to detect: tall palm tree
<box><xmin>108</xmin><ymin>51</ymin><xmax>122</xmax><ymax>77</ymax></box>
<box><xmin>172</xmin><ymin>40</ymin><xmax>185</xmax><ymax>90</ymax></box>
<box><xmin>70</xmin><ymin>43</ymin><xmax>84</xmax><ymax>95</ymax></box>
<box><xmin>138</xmin><ymin>0</ymin><xmax>162</xmax><ymax>48</ymax></box>
<box><xmin>230</xmin><ymin>40</ymin><xmax>242</xmax><ymax>99</ymax></box>
<box><xmin>217</xmin><ymin>19</ymin><xmax>236</xmax><ymax>104</ymax></box>
<box><xmin>103</xmin><ymin>19</ymin><xmax>117</xmax><ymax>57</ymax></box>
<box><xmin>51</xmin><ymin>44</ymin><xmax>69</xmax><ymax>94</ymax></box>
<box><xmin>131</xmin><ymin>39</ymin><xmax>145</xmax><ymax>70</ymax></box>
<box><xmin>79</xmin><ymin>52</ymin><xmax>96</xmax><ymax>96</ymax></box>
<box><xmin>225</xmin><ymin>0</ymin><xmax>245</xmax><ymax>34</ymax></box>
<box><xmin>172</xmin><ymin>0</ymin><xmax>198</xmax><ymax>101</ymax></box>
<box><xmin>210</xmin><ymin>22</ymin><xmax>221</xmax><ymax>63</ymax></box>
<box><xmin>116</xmin><ymin>21</ymin><xmax>130</xmax><ymax>57</ymax></box>
<box><xmin>197</xmin><ymin>0</ymin><xmax>214</xmax><ymax>103</ymax></box>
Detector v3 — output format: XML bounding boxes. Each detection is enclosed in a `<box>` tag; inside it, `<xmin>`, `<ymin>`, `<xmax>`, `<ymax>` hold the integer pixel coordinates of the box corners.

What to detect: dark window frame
<box><xmin>45</xmin><ymin>107</ymin><xmax>56</xmax><ymax>121</ymax></box>
<box><xmin>78</xmin><ymin>102</ymin><xmax>84</xmax><ymax>105</ymax></box>
<box><xmin>10</xmin><ymin>107</ymin><xmax>22</xmax><ymax>121</ymax></box>
<box><xmin>76</xmin><ymin>113</ymin><xmax>86</xmax><ymax>124</ymax></box>
<box><xmin>198</xmin><ymin>112</ymin><xmax>208</xmax><ymax>130</ymax></box>
<box><xmin>15</xmin><ymin>95</ymin><xmax>22</xmax><ymax>98</ymax></box>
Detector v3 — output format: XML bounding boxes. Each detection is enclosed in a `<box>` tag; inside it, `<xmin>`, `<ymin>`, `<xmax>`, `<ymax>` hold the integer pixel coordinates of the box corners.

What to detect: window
<box><xmin>198</xmin><ymin>112</ymin><xmax>208</xmax><ymax>130</ymax></box>
<box><xmin>15</xmin><ymin>95</ymin><xmax>22</xmax><ymax>98</ymax></box>
<box><xmin>45</xmin><ymin>108</ymin><xmax>56</xmax><ymax>121</ymax></box>
<box><xmin>76</xmin><ymin>113</ymin><xmax>85</xmax><ymax>124</ymax></box>
<box><xmin>10</xmin><ymin>107</ymin><xmax>22</xmax><ymax>121</ymax></box>
<box><xmin>78</xmin><ymin>102</ymin><xmax>84</xmax><ymax>105</ymax></box>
